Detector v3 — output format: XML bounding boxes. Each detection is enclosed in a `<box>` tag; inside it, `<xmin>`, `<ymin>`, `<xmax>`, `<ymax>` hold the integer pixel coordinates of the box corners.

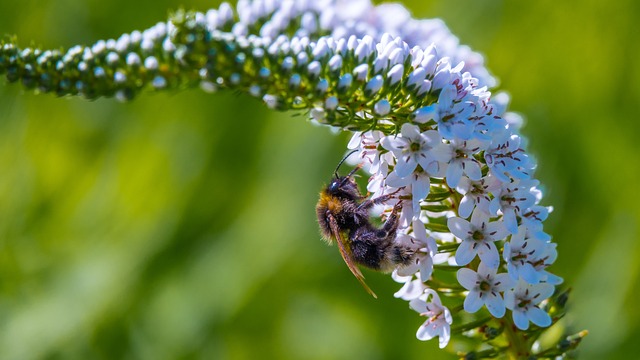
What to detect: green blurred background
<box><xmin>0</xmin><ymin>0</ymin><xmax>638</xmax><ymax>359</ymax></box>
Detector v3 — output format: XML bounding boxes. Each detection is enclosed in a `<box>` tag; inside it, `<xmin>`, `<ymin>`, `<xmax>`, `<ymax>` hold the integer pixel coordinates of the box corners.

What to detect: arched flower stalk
<box><xmin>0</xmin><ymin>0</ymin><xmax>586</xmax><ymax>358</ymax></box>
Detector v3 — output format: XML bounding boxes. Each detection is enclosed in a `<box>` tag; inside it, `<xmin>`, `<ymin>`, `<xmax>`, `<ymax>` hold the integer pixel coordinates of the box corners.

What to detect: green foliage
<box><xmin>0</xmin><ymin>0</ymin><xmax>638</xmax><ymax>359</ymax></box>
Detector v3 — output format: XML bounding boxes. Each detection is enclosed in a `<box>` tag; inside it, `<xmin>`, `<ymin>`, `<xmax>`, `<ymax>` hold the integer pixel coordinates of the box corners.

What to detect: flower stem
<box><xmin>501</xmin><ymin>316</ymin><xmax>530</xmax><ymax>359</ymax></box>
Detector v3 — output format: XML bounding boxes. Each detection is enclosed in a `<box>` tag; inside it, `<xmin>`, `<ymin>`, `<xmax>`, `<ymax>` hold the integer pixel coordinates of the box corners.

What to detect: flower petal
<box><xmin>527</xmin><ymin>307</ymin><xmax>552</xmax><ymax>328</ymax></box>
<box><xmin>412</xmin><ymin>175</ymin><xmax>430</xmax><ymax>202</ymax></box>
<box><xmin>385</xmin><ymin>171</ymin><xmax>411</xmax><ymax>187</ymax></box>
<box><xmin>512</xmin><ymin>309</ymin><xmax>530</xmax><ymax>330</ymax></box>
<box><xmin>454</xmin><ymin>240</ymin><xmax>476</xmax><ymax>266</ymax></box>
<box><xmin>477</xmin><ymin>241</ymin><xmax>500</xmax><ymax>269</ymax></box>
<box><xmin>394</xmin><ymin>155</ymin><xmax>417</xmax><ymax>178</ymax></box>
<box><xmin>446</xmin><ymin>161</ymin><xmax>463</xmax><ymax>188</ymax></box>
<box><xmin>419</xmin><ymin>255</ymin><xmax>434</xmax><ymax>282</ymax></box>
<box><xmin>463</xmin><ymin>290</ymin><xmax>483</xmax><ymax>313</ymax></box>
<box><xmin>486</xmin><ymin>220</ymin><xmax>509</xmax><ymax>241</ymax></box>
<box><xmin>447</xmin><ymin>217</ymin><xmax>471</xmax><ymax>239</ymax></box>
<box><xmin>465</xmin><ymin>159</ymin><xmax>482</xmax><ymax>181</ymax></box>
<box><xmin>395</xmin><ymin>279</ymin><xmax>425</xmax><ymax>300</ymax></box>
<box><xmin>533</xmin><ymin>283</ymin><xmax>555</xmax><ymax>302</ymax></box>
<box><xmin>409</xmin><ymin>298</ymin><xmax>428</xmax><ymax>314</ymax></box>
<box><xmin>458</xmin><ymin>195</ymin><xmax>475</xmax><ymax>218</ymax></box>
<box><xmin>457</xmin><ymin>268</ymin><xmax>478</xmax><ymax>290</ymax></box>
<box><xmin>416</xmin><ymin>323</ymin><xmax>436</xmax><ymax>341</ymax></box>
<box><xmin>503</xmin><ymin>208</ymin><xmax>519</xmax><ymax>234</ymax></box>
<box><xmin>493</xmin><ymin>273</ymin><xmax>516</xmax><ymax>292</ymax></box>
<box><xmin>485</xmin><ymin>292</ymin><xmax>506</xmax><ymax>318</ymax></box>
<box><xmin>401</xmin><ymin>123</ymin><xmax>421</xmax><ymax>139</ymax></box>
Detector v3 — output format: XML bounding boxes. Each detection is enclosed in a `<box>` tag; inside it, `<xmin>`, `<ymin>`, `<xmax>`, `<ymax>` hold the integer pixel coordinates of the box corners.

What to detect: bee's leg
<box><xmin>356</xmin><ymin>188</ymin><xmax>403</xmax><ymax>212</ymax></box>
<box><xmin>372</xmin><ymin>201</ymin><xmax>403</xmax><ymax>241</ymax></box>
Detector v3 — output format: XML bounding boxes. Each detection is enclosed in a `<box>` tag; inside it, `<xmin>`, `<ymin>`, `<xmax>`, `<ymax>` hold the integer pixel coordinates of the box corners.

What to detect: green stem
<box><xmin>501</xmin><ymin>316</ymin><xmax>530</xmax><ymax>359</ymax></box>
<box><xmin>451</xmin><ymin>316</ymin><xmax>492</xmax><ymax>335</ymax></box>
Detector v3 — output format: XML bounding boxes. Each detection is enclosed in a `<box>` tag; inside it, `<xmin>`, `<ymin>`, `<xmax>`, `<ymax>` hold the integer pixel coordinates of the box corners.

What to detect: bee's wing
<box><xmin>327</xmin><ymin>214</ymin><xmax>378</xmax><ymax>299</ymax></box>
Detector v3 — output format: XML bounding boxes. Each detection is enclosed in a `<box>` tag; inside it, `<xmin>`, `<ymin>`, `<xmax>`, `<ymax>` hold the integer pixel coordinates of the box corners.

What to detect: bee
<box><xmin>316</xmin><ymin>153</ymin><xmax>416</xmax><ymax>298</ymax></box>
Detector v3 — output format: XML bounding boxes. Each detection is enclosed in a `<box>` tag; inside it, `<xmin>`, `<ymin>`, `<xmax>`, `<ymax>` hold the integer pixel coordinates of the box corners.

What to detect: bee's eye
<box><xmin>376</xmin><ymin>230</ymin><xmax>387</xmax><ymax>239</ymax></box>
<box><xmin>329</xmin><ymin>181</ymin><xmax>339</xmax><ymax>192</ymax></box>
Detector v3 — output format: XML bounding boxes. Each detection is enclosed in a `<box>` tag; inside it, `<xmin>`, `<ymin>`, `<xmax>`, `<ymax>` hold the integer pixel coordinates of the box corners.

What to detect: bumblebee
<box><xmin>316</xmin><ymin>154</ymin><xmax>415</xmax><ymax>298</ymax></box>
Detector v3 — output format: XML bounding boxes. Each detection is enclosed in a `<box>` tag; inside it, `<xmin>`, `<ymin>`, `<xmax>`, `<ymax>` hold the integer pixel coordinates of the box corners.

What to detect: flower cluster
<box><xmin>345</xmin><ymin>58</ymin><xmax>562</xmax><ymax>347</ymax></box>
<box><xmin>0</xmin><ymin>0</ymin><xmax>585</xmax><ymax>357</ymax></box>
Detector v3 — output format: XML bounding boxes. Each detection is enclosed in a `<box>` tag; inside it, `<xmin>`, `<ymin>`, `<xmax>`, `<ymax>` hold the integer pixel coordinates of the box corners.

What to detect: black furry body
<box><xmin>316</xmin><ymin>175</ymin><xmax>414</xmax><ymax>273</ymax></box>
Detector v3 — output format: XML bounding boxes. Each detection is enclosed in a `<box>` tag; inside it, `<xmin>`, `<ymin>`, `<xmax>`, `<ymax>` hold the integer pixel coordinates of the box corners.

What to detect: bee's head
<box><xmin>328</xmin><ymin>150</ymin><xmax>363</xmax><ymax>197</ymax></box>
<box><xmin>328</xmin><ymin>175</ymin><xmax>359</xmax><ymax>196</ymax></box>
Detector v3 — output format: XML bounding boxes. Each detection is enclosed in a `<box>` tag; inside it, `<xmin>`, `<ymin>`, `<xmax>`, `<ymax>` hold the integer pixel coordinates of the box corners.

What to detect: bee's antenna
<box><xmin>334</xmin><ymin>150</ymin><xmax>358</xmax><ymax>178</ymax></box>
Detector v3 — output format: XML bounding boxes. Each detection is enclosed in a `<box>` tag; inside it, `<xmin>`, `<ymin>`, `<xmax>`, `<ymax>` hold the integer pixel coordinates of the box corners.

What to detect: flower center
<box><xmin>472</xmin><ymin>230</ymin><xmax>485</xmax><ymax>242</ymax></box>
<box><xmin>410</xmin><ymin>142</ymin><xmax>421</xmax><ymax>152</ymax></box>
<box><xmin>501</xmin><ymin>194</ymin><xmax>516</xmax><ymax>205</ymax></box>
<box><xmin>479</xmin><ymin>280</ymin><xmax>492</xmax><ymax>292</ymax></box>
<box><xmin>517</xmin><ymin>298</ymin><xmax>532</xmax><ymax>309</ymax></box>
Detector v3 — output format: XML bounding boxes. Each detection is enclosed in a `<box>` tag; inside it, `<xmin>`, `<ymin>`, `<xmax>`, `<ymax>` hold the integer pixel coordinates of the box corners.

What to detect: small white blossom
<box><xmin>365</xmin><ymin>74</ymin><xmax>384</xmax><ymax>95</ymax></box>
<box><xmin>520</xmin><ymin>205</ymin><xmax>550</xmax><ymax>232</ymax></box>
<box><xmin>374</xmin><ymin>99</ymin><xmax>391</xmax><ymax>116</ymax></box>
<box><xmin>456</xmin><ymin>175</ymin><xmax>501</xmax><ymax>218</ymax></box>
<box><xmin>381</xmin><ymin>123</ymin><xmax>449</xmax><ymax>178</ymax></box>
<box><xmin>307</xmin><ymin>60</ymin><xmax>321</xmax><ymax>77</ymax></box>
<box><xmin>387</xmin><ymin>63</ymin><xmax>404</xmax><ymax>85</ymax></box>
<box><xmin>385</xmin><ymin>167</ymin><xmax>430</xmax><ymax>217</ymax></box>
<box><xmin>144</xmin><ymin>56</ymin><xmax>158</xmax><ymax>70</ymax></box>
<box><xmin>410</xmin><ymin>289</ymin><xmax>452</xmax><ymax>348</ymax></box>
<box><xmin>392</xmin><ymin>271</ymin><xmax>425</xmax><ymax>301</ymax></box>
<box><xmin>316</xmin><ymin>78</ymin><xmax>328</xmax><ymax>93</ymax></box>
<box><xmin>347</xmin><ymin>130</ymin><xmax>391</xmax><ymax>175</ymax></box>
<box><xmin>485</xmin><ymin>130</ymin><xmax>534</xmax><ymax>183</ymax></box>
<box><xmin>328</xmin><ymin>54</ymin><xmax>343</xmax><ymax>71</ymax></box>
<box><xmin>338</xmin><ymin>74</ymin><xmax>352</xmax><ymax>90</ymax></box>
<box><xmin>444</xmin><ymin>139</ymin><xmax>484</xmax><ymax>188</ymax></box>
<box><xmin>325</xmin><ymin>96</ymin><xmax>338</xmax><ymax>110</ymax></box>
<box><xmin>503</xmin><ymin>227</ymin><xmax>545</xmax><ymax>283</ymax></box>
<box><xmin>529</xmin><ymin>241</ymin><xmax>563</xmax><ymax>285</ymax></box>
<box><xmin>410</xmin><ymin>106</ymin><xmax>437</xmax><ymax>124</ymax></box>
<box><xmin>432</xmin><ymin>83</ymin><xmax>475</xmax><ymax>140</ymax></box>
<box><xmin>448</xmin><ymin>210</ymin><xmax>508</xmax><ymax>268</ymax></box>
<box><xmin>407</xmin><ymin>67</ymin><xmax>427</xmax><ymax>89</ymax></box>
<box><xmin>353</xmin><ymin>63</ymin><xmax>369</xmax><ymax>81</ymax></box>
<box><xmin>457</xmin><ymin>262</ymin><xmax>514</xmax><ymax>317</ymax></box>
<box><xmin>489</xmin><ymin>179</ymin><xmax>539</xmax><ymax>234</ymax></box>
<box><xmin>396</xmin><ymin>219</ymin><xmax>438</xmax><ymax>281</ymax></box>
<box><xmin>126</xmin><ymin>52</ymin><xmax>141</xmax><ymax>66</ymax></box>
<box><xmin>505</xmin><ymin>280</ymin><xmax>554</xmax><ymax>330</ymax></box>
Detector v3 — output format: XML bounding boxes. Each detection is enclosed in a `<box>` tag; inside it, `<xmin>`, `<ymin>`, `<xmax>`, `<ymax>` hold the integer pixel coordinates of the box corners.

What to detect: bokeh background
<box><xmin>0</xmin><ymin>0</ymin><xmax>638</xmax><ymax>359</ymax></box>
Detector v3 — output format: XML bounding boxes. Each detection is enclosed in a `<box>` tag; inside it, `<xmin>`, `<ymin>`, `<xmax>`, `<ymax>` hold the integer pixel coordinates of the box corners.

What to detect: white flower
<box><xmin>385</xmin><ymin>167</ymin><xmax>430</xmax><ymax>217</ymax></box>
<box><xmin>457</xmin><ymin>262</ymin><xmax>514</xmax><ymax>317</ymax></box>
<box><xmin>503</xmin><ymin>227</ymin><xmax>545</xmax><ymax>284</ymax></box>
<box><xmin>456</xmin><ymin>175</ymin><xmax>501</xmax><ymax>218</ymax></box>
<box><xmin>392</xmin><ymin>271</ymin><xmax>425</xmax><ymax>301</ymax></box>
<box><xmin>489</xmin><ymin>179</ymin><xmax>539</xmax><ymax>234</ymax></box>
<box><xmin>353</xmin><ymin>63</ymin><xmax>369</xmax><ymax>81</ymax></box>
<box><xmin>432</xmin><ymin>82</ymin><xmax>475</xmax><ymax>140</ymax></box>
<box><xmin>444</xmin><ymin>139</ymin><xmax>484</xmax><ymax>188</ymax></box>
<box><xmin>381</xmin><ymin>123</ymin><xmax>449</xmax><ymax>178</ymax></box>
<box><xmin>505</xmin><ymin>279</ymin><xmax>554</xmax><ymax>330</ymax></box>
<box><xmin>520</xmin><ymin>205</ymin><xmax>550</xmax><ymax>232</ymax></box>
<box><xmin>387</xmin><ymin>63</ymin><xmax>404</xmax><ymax>85</ymax></box>
<box><xmin>396</xmin><ymin>219</ymin><xmax>438</xmax><ymax>281</ymax></box>
<box><xmin>346</xmin><ymin>130</ymin><xmax>391</xmax><ymax>174</ymax></box>
<box><xmin>528</xmin><ymin>241</ymin><xmax>563</xmax><ymax>285</ymax></box>
<box><xmin>365</xmin><ymin>74</ymin><xmax>384</xmax><ymax>95</ymax></box>
<box><xmin>409</xmin><ymin>289</ymin><xmax>452</xmax><ymax>348</ymax></box>
<box><xmin>448</xmin><ymin>210</ymin><xmax>508</xmax><ymax>268</ymax></box>
<box><xmin>485</xmin><ymin>130</ymin><xmax>534</xmax><ymax>183</ymax></box>
<box><xmin>374</xmin><ymin>99</ymin><xmax>391</xmax><ymax>116</ymax></box>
